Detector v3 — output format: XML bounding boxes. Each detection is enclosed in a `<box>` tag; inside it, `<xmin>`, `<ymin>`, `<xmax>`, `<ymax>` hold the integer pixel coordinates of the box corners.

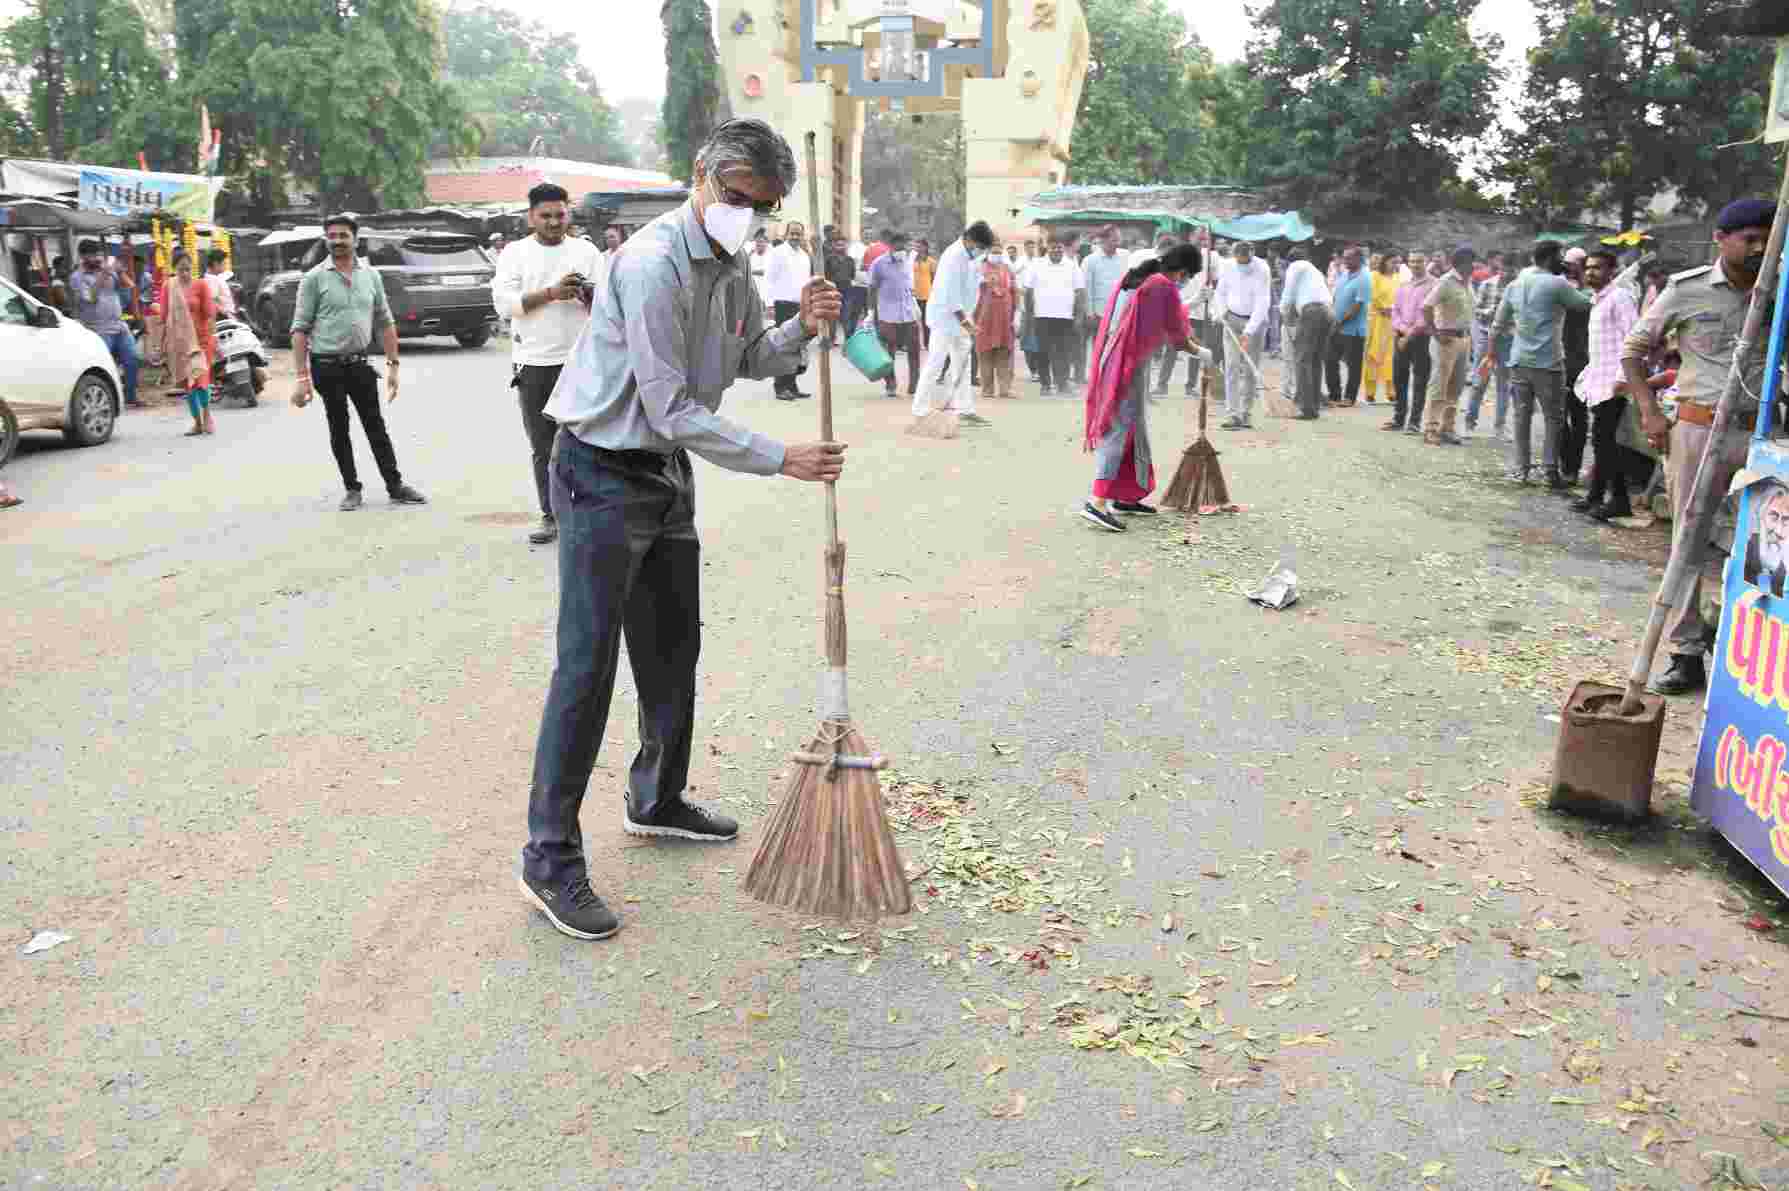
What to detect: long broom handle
<box><xmin>804</xmin><ymin>132</ymin><xmax>849</xmax><ymax>678</ymax></box>
<box><xmin>1618</xmin><ymin>161</ymin><xmax>1789</xmax><ymax>715</ymax></box>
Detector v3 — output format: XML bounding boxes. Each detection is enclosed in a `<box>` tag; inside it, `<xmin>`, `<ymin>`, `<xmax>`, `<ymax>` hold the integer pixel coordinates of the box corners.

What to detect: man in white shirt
<box><xmin>492</xmin><ymin>182</ymin><xmax>604</xmax><ymax>544</ymax></box>
<box><xmin>764</xmin><ymin>222</ymin><xmax>812</xmax><ymax>398</ymax></box>
<box><xmin>914</xmin><ymin>221</ymin><xmax>996</xmax><ymax>424</ymax></box>
<box><xmin>1213</xmin><ymin>239</ymin><xmax>1272</xmax><ymax>429</ymax></box>
<box><xmin>1278</xmin><ymin>246</ymin><xmax>1334</xmax><ymax>419</ymax></box>
<box><xmin>748</xmin><ymin>228</ymin><xmax>771</xmax><ymax>303</ymax></box>
<box><xmin>1024</xmin><ymin>239</ymin><xmax>1084</xmax><ymax>396</ymax></box>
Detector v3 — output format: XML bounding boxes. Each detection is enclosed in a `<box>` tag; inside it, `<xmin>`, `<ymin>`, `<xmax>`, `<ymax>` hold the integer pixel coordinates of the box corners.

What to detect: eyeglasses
<box><xmin>712</xmin><ymin>177</ymin><xmax>782</xmax><ymax>217</ymax></box>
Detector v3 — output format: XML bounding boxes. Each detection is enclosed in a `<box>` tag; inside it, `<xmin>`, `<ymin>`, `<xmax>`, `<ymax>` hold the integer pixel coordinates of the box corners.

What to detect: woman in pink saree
<box><xmin>1081</xmin><ymin>243</ymin><xmax>1203</xmax><ymax>531</ymax></box>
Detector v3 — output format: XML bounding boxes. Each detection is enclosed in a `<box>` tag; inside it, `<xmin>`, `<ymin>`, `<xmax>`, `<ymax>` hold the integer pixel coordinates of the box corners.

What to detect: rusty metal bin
<box><xmin>1550</xmin><ymin>680</ymin><xmax>1666</xmax><ymax>821</ymax></box>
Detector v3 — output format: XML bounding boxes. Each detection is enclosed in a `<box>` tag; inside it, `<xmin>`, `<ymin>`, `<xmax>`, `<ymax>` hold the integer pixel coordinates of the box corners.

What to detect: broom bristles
<box><xmin>742</xmin><ymin>722</ymin><xmax>912</xmax><ymax>921</ymax></box>
<box><xmin>1163</xmin><ymin>439</ymin><xmax>1230</xmax><ymax>511</ymax></box>
<box><xmin>908</xmin><ymin>411</ymin><xmax>960</xmax><ymax>439</ymax></box>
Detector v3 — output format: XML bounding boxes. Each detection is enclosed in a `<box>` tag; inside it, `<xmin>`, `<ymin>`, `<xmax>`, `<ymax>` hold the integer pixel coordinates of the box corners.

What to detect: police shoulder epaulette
<box><xmin>1669</xmin><ymin>264</ymin><xmax>1714</xmax><ymax>283</ymax></box>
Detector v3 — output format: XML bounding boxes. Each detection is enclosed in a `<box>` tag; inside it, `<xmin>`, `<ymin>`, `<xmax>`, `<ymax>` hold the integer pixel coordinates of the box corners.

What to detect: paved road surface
<box><xmin>5</xmin><ymin>341</ymin><xmax>1785</xmax><ymax>1190</ymax></box>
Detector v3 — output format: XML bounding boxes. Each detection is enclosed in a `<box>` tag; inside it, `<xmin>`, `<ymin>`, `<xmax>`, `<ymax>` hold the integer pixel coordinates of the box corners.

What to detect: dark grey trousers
<box><xmin>514</xmin><ymin>363</ymin><xmax>562</xmax><ymax>517</ymax></box>
<box><xmin>1291</xmin><ymin>303</ymin><xmax>1333</xmax><ymax>417</ymax></box>
<box><xmin>523</xmin><ymin>433</ymin><xmax>702</xmax><ymax>886</ymax></box>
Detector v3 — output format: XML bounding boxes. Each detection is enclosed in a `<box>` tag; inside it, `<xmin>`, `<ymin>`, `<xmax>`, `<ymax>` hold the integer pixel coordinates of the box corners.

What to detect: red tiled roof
<box><xmin>425</xmin><ymin>170</ymin><xmax>670</xmax><ymax>206</ymax></box>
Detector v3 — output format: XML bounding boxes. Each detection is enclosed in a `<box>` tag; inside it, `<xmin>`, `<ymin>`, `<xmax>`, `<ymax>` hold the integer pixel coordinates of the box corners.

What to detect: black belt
<box><xmin>1225</xmin><ymin>310</ymin><xmax>1253</xmax><ymax>320</ymax></box>
<box><xmin>312</xmin><ymin>352</ymin><xmax>368</xmax><ymax>366</ymax></box>
<box><xmin>560</xmin><ymin>433</ymin><xmax>680</xmax><ymax>472</ymax></box>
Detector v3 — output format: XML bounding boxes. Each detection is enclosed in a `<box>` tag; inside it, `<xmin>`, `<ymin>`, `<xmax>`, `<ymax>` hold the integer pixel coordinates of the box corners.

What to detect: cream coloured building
<box><xmin>716</xmin><ymin>0</ymin><xmax>1088</xmax><ymax>239</ymax></box>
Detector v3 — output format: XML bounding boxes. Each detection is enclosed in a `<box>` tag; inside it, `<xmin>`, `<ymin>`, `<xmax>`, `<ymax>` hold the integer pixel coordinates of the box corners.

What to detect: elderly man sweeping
<box><xmin>519</xmin><ymin>118</ymin><xmax>844</xmax><ymax>941</ymax></box>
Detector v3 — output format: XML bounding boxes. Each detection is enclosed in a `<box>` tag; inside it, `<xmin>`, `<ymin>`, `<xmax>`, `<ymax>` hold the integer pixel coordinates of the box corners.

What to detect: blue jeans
<box><xmin>523</xmin><ymin>433</ymin><xmax>702</xmax><ymax>886</ymax></box>
<box><xmin>101</xmin><ymin>329</ymin><xmax>139</xmax><ymax>404</ymax></box>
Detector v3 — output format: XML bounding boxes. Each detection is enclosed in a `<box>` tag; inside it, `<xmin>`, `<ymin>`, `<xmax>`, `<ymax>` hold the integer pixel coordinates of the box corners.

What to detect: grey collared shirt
<box><xmin>544</xmin><ymin>201</ymin><xmax>810</xmax><ymax>475</ymax></box>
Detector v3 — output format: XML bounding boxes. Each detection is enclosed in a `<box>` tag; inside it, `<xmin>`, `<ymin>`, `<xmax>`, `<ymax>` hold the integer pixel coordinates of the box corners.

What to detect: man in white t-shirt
<box><xmin>1024</xmin><ymin>240</ymin><xmax>1084</xmax><ymax>396</ymax></box>
<box><xmin>764</xmin><ymin>223</ymin><xmax>812</xmax><ymax>399</ymax></box>
<box><xmin>492</xmin><ymin>181</ymin><xmax>603</xmax><ymax>545</ymax></box>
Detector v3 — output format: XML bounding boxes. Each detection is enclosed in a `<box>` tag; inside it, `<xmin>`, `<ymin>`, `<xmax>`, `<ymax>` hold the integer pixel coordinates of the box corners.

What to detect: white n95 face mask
<box><xmin>703</xmin><ymin>200</ymin><xmax>757</xmax><ymax>256</ymax></box>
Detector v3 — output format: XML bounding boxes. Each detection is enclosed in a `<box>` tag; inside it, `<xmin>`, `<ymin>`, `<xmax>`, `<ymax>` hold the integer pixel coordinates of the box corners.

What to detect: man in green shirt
<box><xmin>291</xmin><ymin>213</ymin><xmax>428</xmax><ymax>511</ymax></box>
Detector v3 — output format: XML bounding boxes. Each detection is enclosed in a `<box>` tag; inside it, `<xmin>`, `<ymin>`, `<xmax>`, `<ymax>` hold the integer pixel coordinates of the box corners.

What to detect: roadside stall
<box><xmin>1684</xmin><ymin>42</ymin><xmax>1789</xmax><ymax>898</ymax></box>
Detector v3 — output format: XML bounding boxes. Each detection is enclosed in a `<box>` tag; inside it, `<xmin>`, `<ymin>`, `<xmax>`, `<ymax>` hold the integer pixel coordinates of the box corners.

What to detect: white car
<box><xmin>0</xmin><ymin>273</ymin><xmax>122</xmax><ymax>446</ymax></box>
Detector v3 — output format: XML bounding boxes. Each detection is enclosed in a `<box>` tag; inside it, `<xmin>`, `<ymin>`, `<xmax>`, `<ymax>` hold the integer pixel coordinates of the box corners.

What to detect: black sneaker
<box><xmin>339</xmin><ymin>490</ymin><xmax>364</xmax><ymax>511</ymax></box>
<box><xmin>624</xmin><ymin>800</ymin><xmax>738</xmax><ymax>841</ymax></box>
<box><xmin>1080</xmin><ymin>502</ymin><xmax>1126</xmax><ymax>532</ymax></box>
<box><xmin>775</xmin><ymin>391</ymin><xmax>798</xmax><ymax>401</ymax></box>
<box><xmin>1650</xmin><ymin>654</ymin><xmax>1706</xmax><ymax>696</ymax></box>
<box><xmin>1113</xmin><ymin>501</ymin><xmax>1158</xmax><ymax>515</ymax></box>
<box><xmin>528</xmin><ymin>514</ymin><xmax>557</xmax><ymax>545</ymax></box>
<box><xmin>389</xmin><ymin>483</ymin><xmax>428</xmax><ymax>505</ymax></box>
<box><xmin>518</xmin><ymin>873</ymin><xmax>620</xmax><ymax>940</ymax></box>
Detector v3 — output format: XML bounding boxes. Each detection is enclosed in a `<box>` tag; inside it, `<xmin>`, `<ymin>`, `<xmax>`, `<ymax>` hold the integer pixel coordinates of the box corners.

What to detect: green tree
<box><xmin>0</xmin><ymin>0</ymin><xmax>179</xmax><ymax>162</ymax></box>
<box><xmin>1499</xmin><ymin>0</ymin><xmax>1781</xmax><ymax>228</ymax></box>
<box><xmin>861</xmin><ymin>110</ymin><xmax>966</xmax><ymax>239</ymax></box>
<box><xmin>660</xmin><ymin>0</ymin><xmax>725</xmax><ymax>183</ymax></box>
<box><xmin>1245</xmin><ymin>0</ymin><xmax>1502</xmax><ymax>216</ymax></box>
<box><xmin>170</xmin><ymin>0</ymin><xmax>476</xmax><ymax>211</ymax></box>
<box><xmin>438</xmin><ymin>6</ymin><xmax>629</xmax><ymax>164</ymax></box>
<box><xmin>1068</xmin><ymin>0</ymin><xmax>1221</xmax><ymax>185</ymax></box>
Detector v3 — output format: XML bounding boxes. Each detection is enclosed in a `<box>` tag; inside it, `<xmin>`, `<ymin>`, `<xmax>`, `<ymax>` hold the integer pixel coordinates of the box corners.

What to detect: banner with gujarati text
<box><xmin>1692</xmin><ymin>445</ymin><xmax>1789</xmax><ymax>897</ymax></box>
<box><xmin>77</xmin><ymin>165</ymin><xmax>223</xmax><ymax>223</ymax></box>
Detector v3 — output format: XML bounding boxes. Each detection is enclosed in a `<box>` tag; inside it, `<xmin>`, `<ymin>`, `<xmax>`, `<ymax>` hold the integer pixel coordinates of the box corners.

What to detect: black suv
<box><xmin>254</xmin><ymin>231</ymin><xmax>497</xmax><ymax>349</ymax></box>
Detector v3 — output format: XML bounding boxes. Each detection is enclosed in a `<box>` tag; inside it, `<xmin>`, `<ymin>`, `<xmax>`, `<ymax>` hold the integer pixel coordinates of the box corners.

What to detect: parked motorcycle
<box><xmin>213</xmin><ymin>316</ymin><xmax>270</xmax><ymax>407</ymax></box>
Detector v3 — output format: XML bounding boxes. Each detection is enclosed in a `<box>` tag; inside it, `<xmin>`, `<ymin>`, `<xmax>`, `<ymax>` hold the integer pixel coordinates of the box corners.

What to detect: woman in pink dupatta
<box><xmin>160</xmin><ymin>249</ymin><xmax>215</xmax><ymax>436</ymax></box>
<box><xmin>1081</xmin><ymin>243</ymin><xmax>1203</xmax><ymax>532</ymax></box>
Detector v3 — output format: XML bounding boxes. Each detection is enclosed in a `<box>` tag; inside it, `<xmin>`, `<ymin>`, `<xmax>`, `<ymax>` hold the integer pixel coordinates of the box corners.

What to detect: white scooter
<box><xmin>214</xmin><ymin>315</ymin><xmax>270</xmax><ymax>407</ymax></box>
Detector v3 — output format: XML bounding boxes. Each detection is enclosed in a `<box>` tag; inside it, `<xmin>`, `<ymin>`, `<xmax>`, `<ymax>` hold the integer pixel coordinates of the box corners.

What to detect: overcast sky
<box><xmin>496</xmin><ymin>0</ymin><xmax>1540</xmax><ymax>106</ymax></box>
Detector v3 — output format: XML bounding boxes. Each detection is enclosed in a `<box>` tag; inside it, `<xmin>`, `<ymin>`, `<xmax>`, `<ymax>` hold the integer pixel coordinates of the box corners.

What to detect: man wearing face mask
<box><xmin>520</xmin><ymin>118</ymin><xmax>844</xmax><ymax>941</ymax></box>
<box><xmin>1623</xmin><ymin>197</ymin><xmax>1776</xmax><ymax>697</ymax></box>
<box><xmin>913</xmin><ymin>220</ymin><xmax>997</xmax><ymax>426</ymax></box>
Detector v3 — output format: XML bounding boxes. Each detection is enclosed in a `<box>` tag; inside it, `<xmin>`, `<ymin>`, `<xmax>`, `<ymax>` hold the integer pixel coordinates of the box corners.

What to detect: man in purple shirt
<box><xmin>868</xmin><ymin>231</ymin><xmax>921</xmax><ymax>397</ymax></box>
<box><xmin>1386</xmin><ymin>252</ymin><xmax>1438</xmax><ymax>434</ymax></box>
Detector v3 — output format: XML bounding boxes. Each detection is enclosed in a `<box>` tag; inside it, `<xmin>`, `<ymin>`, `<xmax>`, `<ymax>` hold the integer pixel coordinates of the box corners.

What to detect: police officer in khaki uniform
<box><xmin>1622</xmin><ymin>197</ymin><xmax>1776</xmax><ymax>695</ymax></box>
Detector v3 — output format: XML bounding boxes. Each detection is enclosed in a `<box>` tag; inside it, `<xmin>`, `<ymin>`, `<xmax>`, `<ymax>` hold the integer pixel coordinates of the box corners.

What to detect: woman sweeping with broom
<box><xmin>1081</xmin><ymin>242</ymin><xmax>1204</xmax><ymax>532</ymax></box>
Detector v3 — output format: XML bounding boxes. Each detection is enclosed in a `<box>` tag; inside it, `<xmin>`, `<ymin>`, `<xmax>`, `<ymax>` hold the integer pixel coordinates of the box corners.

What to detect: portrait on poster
<box><xmin>1743</xmin><ymin>478</ymin><xmax>1789</xmax><ymax>597</ymax></box>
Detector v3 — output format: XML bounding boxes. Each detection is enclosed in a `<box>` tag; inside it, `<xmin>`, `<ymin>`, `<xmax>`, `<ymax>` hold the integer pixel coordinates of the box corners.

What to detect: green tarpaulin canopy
<box><xmin>1022</xmin><ymin>206</ymin><xmax>1315</xmax><ymax>243</ymax></box>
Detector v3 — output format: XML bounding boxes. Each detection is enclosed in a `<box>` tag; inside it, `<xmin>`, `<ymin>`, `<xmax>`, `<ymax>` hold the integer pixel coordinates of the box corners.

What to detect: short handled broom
<box><xmin>742</xmin><ymin>132</ymin><xmax>912</xmax><ymax>921</ymax></box>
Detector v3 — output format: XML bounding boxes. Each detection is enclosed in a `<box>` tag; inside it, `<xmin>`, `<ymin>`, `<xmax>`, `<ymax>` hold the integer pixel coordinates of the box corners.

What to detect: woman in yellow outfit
<box><xmin>912</xmin><ymin>238</ymin><xmax>935</xmax><ymax>350</ymax></box>
<box><xmin>1361</xmin><ymin>251</ymin><xmax>1400</xmax><ymax>403</ymax></box>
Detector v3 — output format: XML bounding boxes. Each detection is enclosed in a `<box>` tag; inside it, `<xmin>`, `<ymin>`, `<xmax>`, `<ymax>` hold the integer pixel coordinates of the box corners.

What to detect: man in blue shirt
<box><xmin>1489</xmin><ymin>240</ymin><xmax>1593</xmax><ymax>486</ymax></box>
<box><xmin>70</xmin><ymin>239</ymin><xmax>141</xmax><ymax>408</ymax></box>
<box><xmin>1325</xmin><ymin>245</ymin><xmax>1368</xmax><ymax>405</ymax></box>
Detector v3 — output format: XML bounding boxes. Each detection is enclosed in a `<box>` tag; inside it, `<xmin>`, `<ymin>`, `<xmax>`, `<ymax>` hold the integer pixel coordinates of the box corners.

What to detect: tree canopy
<box><xmin>1499</xmin><ymin>0</ymin><xmax>1782</xmax><ymax>228</ymax></box>
<box><xmin>1244</xmin><ymin>0</ymin><xmax>1503</xmax><ymax>217</ymax></box>
<box><xmin>0</xmin><ymin>0</ymin><xmax>478</xmax><ymax>213</ymax></box>
<box><xmin>438</xmin><ymin>6</ymin><xmax>630</xmax><ymax>165</ymax></box>
<box><xmin>660</xmin><ymin>0</ymin><xmax>725</xmax><ymax>183</ymax></box>
<box><xmin>1067</xmin><ymin>0</ymin><xmax>1224</xmax><ymax>186</ymax></box>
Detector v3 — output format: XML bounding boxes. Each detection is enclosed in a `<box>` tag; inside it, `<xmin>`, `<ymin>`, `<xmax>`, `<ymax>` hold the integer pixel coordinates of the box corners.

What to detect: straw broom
<box><xmin>742</xmin><ymin>133</ymin><xmax>912</xmax><ymax>922</ymax></box>
<box><xmin>1161</xmin><ymin>363</ymin><xmax>1231</xmax><ymax>513</ymax></box>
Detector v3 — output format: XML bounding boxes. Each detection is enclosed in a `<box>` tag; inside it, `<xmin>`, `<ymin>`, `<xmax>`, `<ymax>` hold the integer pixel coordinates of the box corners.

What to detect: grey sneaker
<box><xmin>528</xmin><ymin>514</ymin><xmax>557</xmax><ymax>545</ymax></box>
<box><xmin>518</xmin><ymin>874</ymin><xmax>620</xmax><ymax>940</ymax></box>
<box><xmin>960</xmin><ymin>412</ymin><xmax>991</xmax><ymax>426</ymax></box>
<box><xmin>389</xmin><ymin>483</ymin><xmax>428</xmax><ymax>505</ymax></box>
<box><xmin>624</xmin><ymin>800</ymin><xmax>738</xmax><ymax>841</ymax></box>
<box><xmin>1080</xmin><ymin>502</ymin><xmax>1126</xmax><ymax>532</ymax></box>
<box><xmin>339</xmin><ymin>490</ymin><xmax>363</xmax><ymax>511</ymax></box>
